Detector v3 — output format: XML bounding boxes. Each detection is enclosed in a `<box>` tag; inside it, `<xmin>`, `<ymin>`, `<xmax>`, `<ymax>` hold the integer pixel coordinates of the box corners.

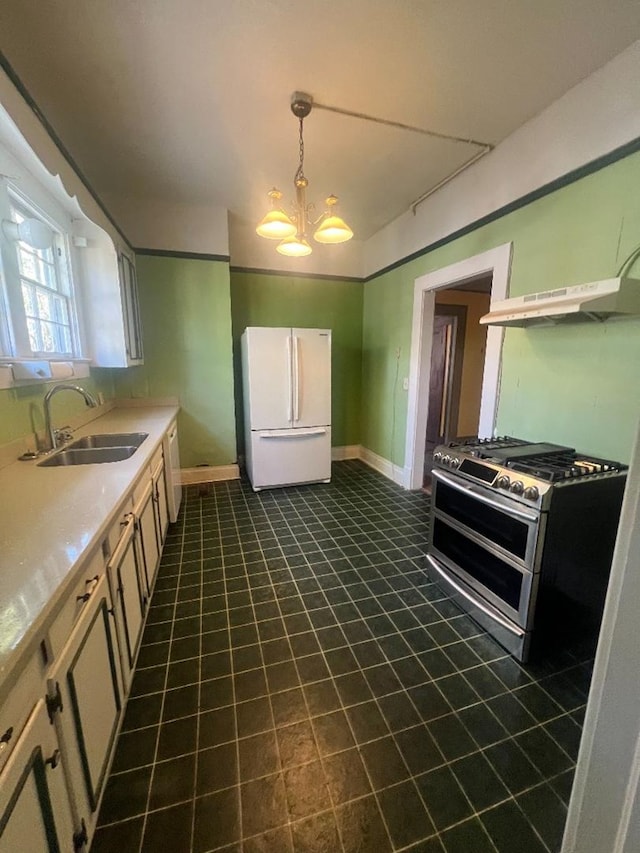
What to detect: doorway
<box><xmin>404</xmin><ymin>243</ymin><xmax>512</xmax><ymax>491</ymax></box>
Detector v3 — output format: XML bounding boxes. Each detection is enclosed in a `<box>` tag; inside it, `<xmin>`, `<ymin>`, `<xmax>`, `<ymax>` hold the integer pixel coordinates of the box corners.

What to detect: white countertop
<box><xmin>0</xmin><ymin>404</ymin><xmax>179</xmax><ymax>698</ymax></box>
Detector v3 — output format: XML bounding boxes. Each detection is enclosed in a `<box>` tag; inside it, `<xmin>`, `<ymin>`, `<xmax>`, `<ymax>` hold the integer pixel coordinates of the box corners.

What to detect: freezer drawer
<box><xmin>248</xmin><ymin>427</ymin><xmax>331</xmax><ymax>490</ymax></box>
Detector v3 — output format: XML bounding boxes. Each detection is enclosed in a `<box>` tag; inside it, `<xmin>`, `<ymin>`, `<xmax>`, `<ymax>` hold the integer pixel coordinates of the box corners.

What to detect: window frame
<box><xmin>0</xmin><ymin>183</ymin><xmax>82</xmax><ymax>361</ymax></box>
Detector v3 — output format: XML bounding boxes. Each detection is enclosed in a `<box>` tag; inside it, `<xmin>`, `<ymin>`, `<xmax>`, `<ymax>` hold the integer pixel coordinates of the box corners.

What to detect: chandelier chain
<box><xmin>295</xmin><ymin>117</ymin><xmax>305</xmax><ymax>183</ymax></box>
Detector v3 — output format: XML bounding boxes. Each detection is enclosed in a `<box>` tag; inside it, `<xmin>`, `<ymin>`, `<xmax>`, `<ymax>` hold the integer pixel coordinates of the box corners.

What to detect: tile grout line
<box><xmin>227</xmin><ymin>479</ymin><xmax>297</xmax><ymax>852</ymax></box>
<box><xmin>215</xmin><ymin>480</ymin><xmax>244</xmax><ymax>850</ymax></box>
<box><xmin>188</xmin><ymin>489</ymin><xmax>205</xmax><ymax>852</ymax></box>
<box><xmin>255</xmin><ymin>485</ymin><xmax>412</xmax><ymax>852</ymax></box>
<box><xmin>134</xmin><ymin>482</ymin><xmax>188</xmax><ymax>853</ymax></box>
<box><xmin>239</xmin><ymin>484</ymin><xmax>350</xmax><ymax>853</ymax></box>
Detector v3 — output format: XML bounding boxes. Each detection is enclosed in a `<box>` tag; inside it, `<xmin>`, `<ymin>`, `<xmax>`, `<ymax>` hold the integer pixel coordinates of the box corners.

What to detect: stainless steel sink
<box><xmin>67</xmin><ymin>432</ymin><xmax>148</xmax><ymax>450</ymax></box>
<box><xmin>38</xmin><ymin>446</ymin><xmax>139</xmax><ymax>467</ymax></box>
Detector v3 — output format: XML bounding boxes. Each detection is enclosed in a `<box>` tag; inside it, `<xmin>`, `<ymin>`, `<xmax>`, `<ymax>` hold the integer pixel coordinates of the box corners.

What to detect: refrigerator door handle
<box><xmin>259</xmin><ymin>428</ymin><xmax>327</xmax><ymax>438</ymax></box>
<box><xmin>293</xmin><ymin>334</ymin><xmax>300</xmax><ymax>422</ymax></box>
<box><xmin>286</xmin><ymin>335</ymin><xmax>293</xmax><ymax>422</ymax></box>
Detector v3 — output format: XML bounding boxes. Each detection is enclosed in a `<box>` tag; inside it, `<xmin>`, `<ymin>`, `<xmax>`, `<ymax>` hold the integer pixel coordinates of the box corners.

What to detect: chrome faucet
<box><xmin>43</xmin><ymin>383</ymin><xmax>98</xmax><ymax>450</ymax></box>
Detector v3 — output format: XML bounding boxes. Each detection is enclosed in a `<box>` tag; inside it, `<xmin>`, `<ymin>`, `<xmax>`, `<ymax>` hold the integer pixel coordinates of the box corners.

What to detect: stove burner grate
<box><xmin>507</xmin><ymin>452</ymin><xmax>626</xmax><ymax>482</ymax></box>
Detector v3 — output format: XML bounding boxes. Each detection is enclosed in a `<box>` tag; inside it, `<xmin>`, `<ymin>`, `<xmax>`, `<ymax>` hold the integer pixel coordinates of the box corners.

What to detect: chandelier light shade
<box><xmin>276</xmin><ymin>234</ymin><xmax>312</xmax><ymax>257</ymax></box>
<box><xmin>257</xmin><ymin>92</ymin><xmax>353</xmax><ymax>257</ymax></box>
<box><xmin>313</xmin><ymin>195</ymin><xmax>353</xmax><ymax>244</ymax></box>
<box><xmin>255</xmin><ymin>189</ymin><xmax>296</xmax><ymax>239</ymax></box>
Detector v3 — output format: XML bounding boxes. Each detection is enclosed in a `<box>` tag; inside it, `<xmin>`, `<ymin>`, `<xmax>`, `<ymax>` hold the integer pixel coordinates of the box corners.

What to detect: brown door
<box><xmin>423</xmin><ymin>307</ymin><xmax>466</xmax><ymax>488</ymax></box>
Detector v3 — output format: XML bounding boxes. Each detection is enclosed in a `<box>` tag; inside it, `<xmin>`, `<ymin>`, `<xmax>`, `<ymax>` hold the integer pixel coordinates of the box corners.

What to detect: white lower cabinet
<box><xmin>153</xmin><ymin>456</ymin><xmax>169</xmax><ymax>553</ymax></box>
<box><xmin>107</xmin><ymin>513</ymin><xmax>147</xmax><ymax>692</ymax></box>
<box><xmin>46</xmin><ymin>574</ymin><xmax>122</xmax><ymax>849</ymax></box>
<box><xmin>0</xmin><ymin>699</ymin><xmax>76</xmax><ymax>853</ymax></box>
<box><xmin>135</xmin><ymin>480</ymin><xmax>160</xmax><ymax>597</ymax></box>
<box><xmin>1</xmin><ymin>427</ymin><xmax>176</xmax><ymax>852</ymax></box>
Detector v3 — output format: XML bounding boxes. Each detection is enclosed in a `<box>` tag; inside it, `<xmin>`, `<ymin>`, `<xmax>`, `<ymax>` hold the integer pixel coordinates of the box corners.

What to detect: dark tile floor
<box><xmin>93</xmin><ymin>461</ymin><xmax>592</xmax><ymax>853</ymax></box>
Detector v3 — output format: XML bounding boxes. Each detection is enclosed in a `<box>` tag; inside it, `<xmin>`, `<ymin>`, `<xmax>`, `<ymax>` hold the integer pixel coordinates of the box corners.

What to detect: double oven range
<box><xmin>427</xmin><ymin>437</ymin><xmax>627</xmax><ymax>662</ymax></box>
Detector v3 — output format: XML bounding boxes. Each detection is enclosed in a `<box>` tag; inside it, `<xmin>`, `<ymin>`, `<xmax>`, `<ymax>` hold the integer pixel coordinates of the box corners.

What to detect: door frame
<box><xmin>404</xmin><ymin>243</ymin><xmax>512</xmax><ymax>490</ymax></box>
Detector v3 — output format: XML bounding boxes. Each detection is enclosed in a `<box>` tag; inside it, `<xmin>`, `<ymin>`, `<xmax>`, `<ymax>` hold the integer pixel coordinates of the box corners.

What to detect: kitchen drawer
<box><xmin>47</xmin><ymin>548</ymin><xmax>106</xmax><ymax>659</ymax></box>
<box><xmin>0</xmin><ymin>653</ymin><xmax>43</xmax><ymax>775</ymax></box>
<box><xmin>150</xmin><ymin>446</ymin><xmax>163</xmax><ymax>474</ymax></box>
<box><xmin>131</xmin><ymin>466</ymin><xmax>152</xmax><ymax>508</ymax></box>
<box><xmin>104</xmin><ymin>496</ymin><xmax>134</xmax><ymax>559</ymax></box>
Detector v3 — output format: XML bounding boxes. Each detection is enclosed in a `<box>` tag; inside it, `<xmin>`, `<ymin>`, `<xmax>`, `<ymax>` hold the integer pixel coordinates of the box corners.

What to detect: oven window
<box><xmin>432</xmin><ymin>518</ymin><xmax>524</xmax><ymax>612</ymax></box>
<box><xmin>434</xmin><ymin>481</ymin><xmax>531</xmax><ymax>560</ymax></box>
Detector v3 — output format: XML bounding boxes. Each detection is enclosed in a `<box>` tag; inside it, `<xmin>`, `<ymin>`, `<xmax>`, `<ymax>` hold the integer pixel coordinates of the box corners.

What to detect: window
<box><xmin>1</xmin><ymin>188</ymin><xmax>79</xmax><ymax>359</ymax></box>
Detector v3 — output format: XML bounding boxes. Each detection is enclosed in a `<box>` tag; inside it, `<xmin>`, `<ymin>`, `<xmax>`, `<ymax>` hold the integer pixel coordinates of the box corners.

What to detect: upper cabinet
<box><xmin>117</xmin><ymin>251</ymin><xmax>144</xmax><ymax>363</ymax></box>
<box><xmin>72</xmin><ymin>219</ymin><xmax>144</xmax><ymax>367</ymax></box>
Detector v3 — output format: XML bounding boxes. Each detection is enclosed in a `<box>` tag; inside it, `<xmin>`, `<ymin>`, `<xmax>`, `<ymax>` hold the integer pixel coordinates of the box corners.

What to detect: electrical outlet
<box><xmin>402</xmin><ymin>377</ymin><xmax>409</xmax><ymax>391</ymax></box>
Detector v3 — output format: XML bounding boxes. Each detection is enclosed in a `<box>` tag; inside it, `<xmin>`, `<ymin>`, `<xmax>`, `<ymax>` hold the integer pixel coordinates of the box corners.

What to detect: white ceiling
<box><xmin>1</xmin><ymin>0</ymin><xmax>640</xmax><ymax>247</ymax></box>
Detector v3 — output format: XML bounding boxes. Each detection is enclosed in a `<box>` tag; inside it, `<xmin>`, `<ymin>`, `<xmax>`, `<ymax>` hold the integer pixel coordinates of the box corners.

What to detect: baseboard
<box><xmin>331</xmin><ymin>445</ymin><xmax>361</xmax><ymax>461</ymax></box>
<box><xmin>181</xmin><ymin>464</ymin><xmax>240</xmax><ymax>484</ymax></box>
<box><xmin>180</xmin><ymin>452</ymin><xmax>407</xmax><ymax>488</ymax></box>
<box><xmin>358</xmin><ymin>446</ymin><xmax>408</xmax><ymax>488</ymax></box>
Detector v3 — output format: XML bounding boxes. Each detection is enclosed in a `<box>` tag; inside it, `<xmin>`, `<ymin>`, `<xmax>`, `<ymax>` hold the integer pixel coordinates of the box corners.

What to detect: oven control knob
<box><xmin>496</xmin><ymin>475</ymin><xmax>510</xmax><ymax>489</ymax></box>
<box><xmin>443</xmin><ymin>455</ymin><xmax>451</xmax><ymax>466</ymax></box>
<box><xmin>451</xmin><ymin>457</ymin><xmax>460</xmax><ymax>468</ymax></box>
<box><xmin>433</xmin><ymin>452</ymin><xmax>442</xmax><ymax>463</ymax></box>
<box><xmin>510</xmin><ymin>480</ymin><xmax>524</xmax><ymax>495</ymax></box>
<box><xmin>523</xmin><ymin>486</ymin><xmax>539</xmax><ymax>501</ymax></box>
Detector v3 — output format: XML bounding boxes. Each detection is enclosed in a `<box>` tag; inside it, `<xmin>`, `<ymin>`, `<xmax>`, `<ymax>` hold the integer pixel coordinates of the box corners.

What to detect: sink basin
<box><xmin>39</xmin><ymin>446</ymin><xmax>138</xmax><ymax>467</ymax></box>
<box><xmin>67</xmin><ymin>432</ymin><xmax>148</xmax><ymax>450</ymax></box>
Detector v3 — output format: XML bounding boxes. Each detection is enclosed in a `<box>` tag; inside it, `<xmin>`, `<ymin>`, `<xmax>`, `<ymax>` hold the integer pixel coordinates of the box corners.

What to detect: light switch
<box><xmin>402</xmin><ymin>377</ymin><xmax>409</xmax><ymax>391</ymax></box>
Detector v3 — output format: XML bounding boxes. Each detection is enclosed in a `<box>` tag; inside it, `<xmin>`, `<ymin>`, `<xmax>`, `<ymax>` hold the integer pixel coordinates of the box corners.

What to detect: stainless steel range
<box><xmin>426</xmin><ymin>436</ymin><xmax>627</xmax><ymax>661</ymax></box>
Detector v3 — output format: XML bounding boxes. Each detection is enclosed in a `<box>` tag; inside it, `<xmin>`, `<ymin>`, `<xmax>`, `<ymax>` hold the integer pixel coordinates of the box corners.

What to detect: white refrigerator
<box><xmin>241</xmin><ymin>326</ymin><xmax>332</xmax><ymax>491</ymax></box>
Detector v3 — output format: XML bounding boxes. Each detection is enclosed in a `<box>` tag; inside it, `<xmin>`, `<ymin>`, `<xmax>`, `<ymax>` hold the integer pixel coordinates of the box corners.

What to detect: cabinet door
<box><xmin>153</xmin><ymin>460</ymin><xmax>169</xmax><ymax>550</ymax></box>
<box><xmin>0</xmin><ymin>699</ymin><xmax>75</xmax><ymax>853</ymax></box>
<box><xmin>107</xmin><ymin>515</ymin><xmax>146</xmax><ymax>688</ymax></box>
<box><xmin>137</xmin><ymin>481</ymin><xmax>160</xmax><ymax>595</ymax></box>
<box><xmin>118</xmin><ymin>253</ymin><xmax>144</xmax><ymax>364</ymax></box>
<box><xmin>47</xmin><ymin>575</ymin><xmax>122</xmax><ymax>830</ymax></box>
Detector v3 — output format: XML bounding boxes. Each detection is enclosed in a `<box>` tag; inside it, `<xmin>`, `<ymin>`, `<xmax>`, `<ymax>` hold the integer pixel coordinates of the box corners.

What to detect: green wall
<box><xmin>362</xmin><ymin>149</ymin><xmax>640</xmax><ymax>467</ymax></box>
<box><xmin>114</xmin><ymin>254</ymin><xmax>237</xmax><ymax>468</ymax></box>
<box><xmin>230</xmin><ymin>272</ymin><xmax>363</xmax><ymax>453</ymax></box>
<box><xmin>0</xmin><ymin>371</ymin><xmax>114</xmax><ymax>448</ymax></box>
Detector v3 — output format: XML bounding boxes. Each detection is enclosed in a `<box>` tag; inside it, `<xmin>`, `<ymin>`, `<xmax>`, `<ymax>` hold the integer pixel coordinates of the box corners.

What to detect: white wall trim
<box><xmin>183</xmin><ymin>448</ymin><xmax>408</xmax><ymax>487</ymax></box>
<box><xmin>181</xmin><ymin>464</ymin><xmax>240</xmax><ymax>484</ymax></box>
<box><xmin>331</xmin><ymin>445</ymin><xmax>361</xmax><ymax>461</ymax></box>
<box><xmin>359</xmin><ymin>446</ymin><xmax>408</xmax><ymax>488</ymax></box>
<box><xmin>404</xmin><ymin>243</ymin><xmax>512</xmax><ymax>491</ymax></box>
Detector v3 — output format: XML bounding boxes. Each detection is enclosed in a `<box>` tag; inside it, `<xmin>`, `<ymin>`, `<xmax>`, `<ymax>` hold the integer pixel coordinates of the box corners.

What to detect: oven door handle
<box><xmin>432</xmin><ymin>469</ymin><xmax>539</xmax><ymax>523</ymax></box>
<box><xmin>426</xmin><ymin>555</ymin><xmax>525</xmax><ymax>638</ymax></box>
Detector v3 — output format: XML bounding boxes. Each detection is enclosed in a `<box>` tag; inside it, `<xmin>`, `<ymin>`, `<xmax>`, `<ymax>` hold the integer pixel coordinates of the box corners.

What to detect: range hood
<box><xmin>480</xmin><ymin>277</ymin><xmax>640</xmax><ymax>328</ymax></box>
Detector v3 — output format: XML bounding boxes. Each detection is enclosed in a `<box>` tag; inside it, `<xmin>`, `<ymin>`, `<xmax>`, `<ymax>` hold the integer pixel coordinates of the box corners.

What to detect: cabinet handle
<box><xmin>0</xmin><ymin>726</ymin><xmax>13</xmax><ymax>754</ymax></box>
<box><xmin>77</xmin><ymin>574</ymin><xmax>100</xmax><ymax>603</ymax></box>
<box><xmin>46</xmin><ymin>683</ymin><xmax>63</xmax><ymax>723</ymax></box>
<box><xmin>45</xmin><ymin>749</ymin><xmax>61</xmax><ymax>769</ymax></box>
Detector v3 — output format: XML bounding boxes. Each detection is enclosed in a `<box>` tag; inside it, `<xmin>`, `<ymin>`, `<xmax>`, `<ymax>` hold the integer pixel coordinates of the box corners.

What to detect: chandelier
<box><xmin>256</xmin><ymin>92</ymin><xmax>353</xmax><ymax>257</ymax></box>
